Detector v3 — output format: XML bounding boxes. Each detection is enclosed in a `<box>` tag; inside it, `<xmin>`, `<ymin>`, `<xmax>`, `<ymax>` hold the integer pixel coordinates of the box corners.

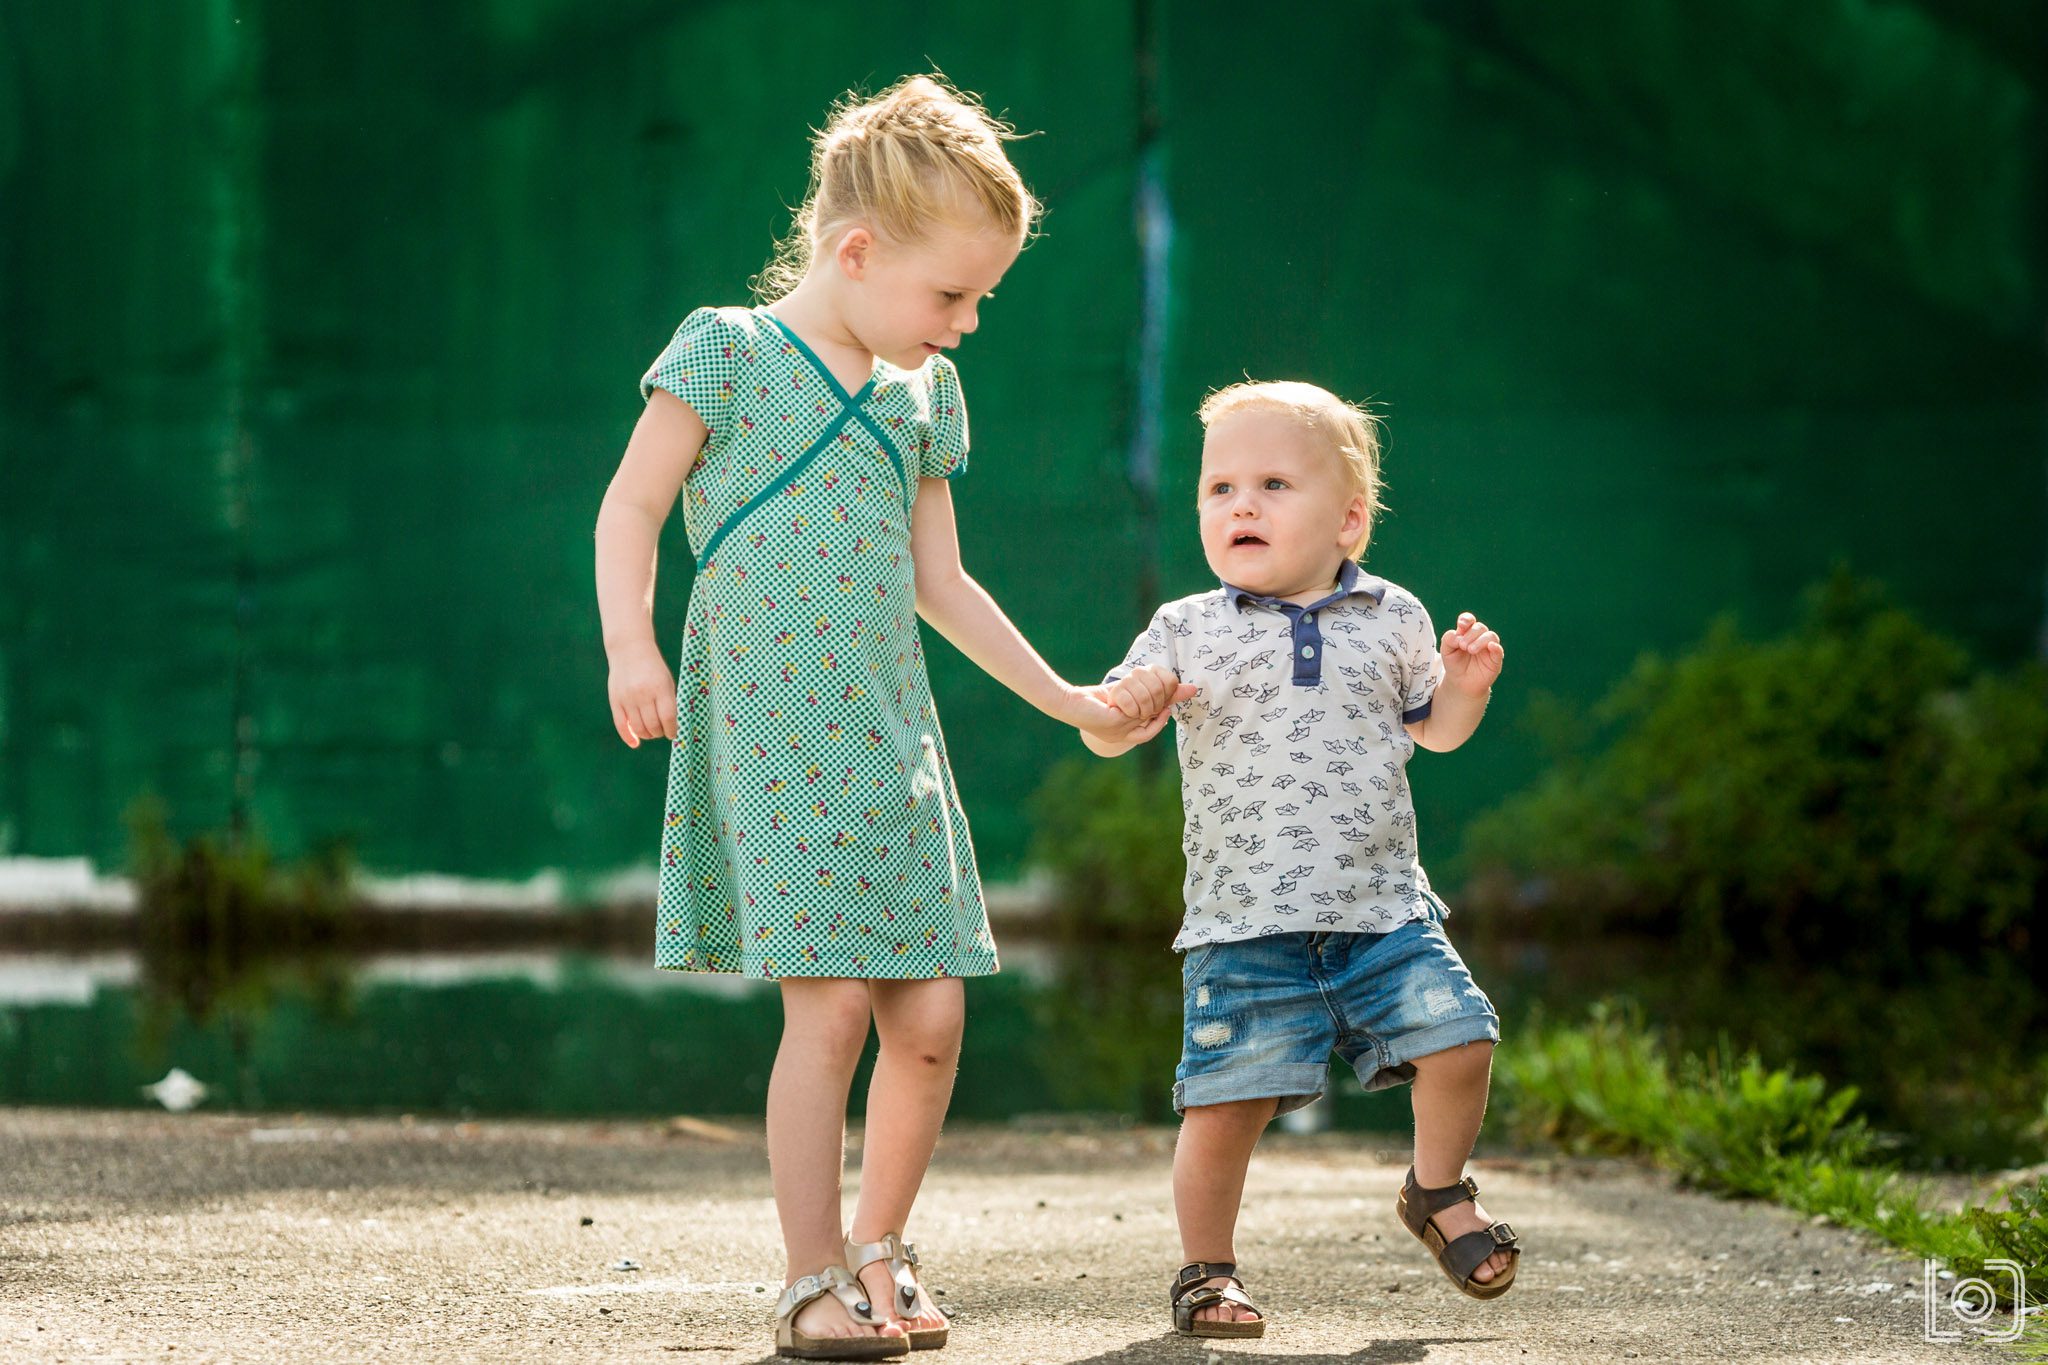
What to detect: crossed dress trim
<box><xmin>693</xmin><ymin>311</ymin><xmax>914</xmax><ymax>570</ymax></box>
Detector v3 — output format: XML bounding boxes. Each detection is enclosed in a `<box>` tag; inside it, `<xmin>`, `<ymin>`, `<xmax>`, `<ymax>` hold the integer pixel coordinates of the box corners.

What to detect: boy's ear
<box><xmin>1341</xmin><ymin>491</ymin><xmax>1370</xmax><ymax>550</ymax></box>
<box><xmin>835</xmin><ymin>226</ymin><xmax>874</xmax><ymax>281</ymax></box>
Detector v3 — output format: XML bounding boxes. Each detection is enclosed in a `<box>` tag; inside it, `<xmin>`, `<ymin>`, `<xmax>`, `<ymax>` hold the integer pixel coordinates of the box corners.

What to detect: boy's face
<box><xmin>1197</xmin><ymin>408</ymin><xmax>1367</xmax><ymax>603</ymax></box>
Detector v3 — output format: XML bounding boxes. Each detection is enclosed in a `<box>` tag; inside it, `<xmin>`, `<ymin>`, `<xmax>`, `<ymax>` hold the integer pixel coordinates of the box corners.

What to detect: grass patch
<box><xmin>1496</xmin><ymin>999</ymin><xmax>2046</xmax><ymax>1332</ymax></box>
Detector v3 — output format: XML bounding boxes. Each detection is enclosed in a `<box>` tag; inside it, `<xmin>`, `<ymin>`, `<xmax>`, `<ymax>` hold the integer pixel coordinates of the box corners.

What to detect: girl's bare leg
<box><xmin>848</xmin><ymin>976</ymin><xmax>964</xmax><ymax>1333</ymax></box>
<box><xmin>768</xmin><ymin>977</ymin><xmax>903</xmax><ymax>1343</ymax></box>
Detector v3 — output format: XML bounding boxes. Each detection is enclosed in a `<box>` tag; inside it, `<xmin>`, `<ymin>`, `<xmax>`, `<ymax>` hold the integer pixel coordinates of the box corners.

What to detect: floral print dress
<box><xmin>639</xmin><ymin>305</ymin><xmax>996</xmax><ymax>980</ymax></box>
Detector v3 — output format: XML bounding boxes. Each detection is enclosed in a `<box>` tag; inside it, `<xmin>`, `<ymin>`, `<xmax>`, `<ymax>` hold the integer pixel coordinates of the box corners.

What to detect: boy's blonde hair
<box><xmin>1198</xmin><ymin>381</ymin><xmax>1387</xmax><ymax>560</ymax></box>
<box><xmin>754</xmin><ymin>74</ymin><xmax>1042</xmax><ymax>301</ymax></box>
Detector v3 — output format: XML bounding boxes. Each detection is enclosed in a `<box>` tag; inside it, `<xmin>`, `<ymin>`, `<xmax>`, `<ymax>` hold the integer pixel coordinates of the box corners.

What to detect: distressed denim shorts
<box><xmin>1173</xmin><ymin>915</ymin><xmax>1501</xmax><ymax>1116</ymax></box>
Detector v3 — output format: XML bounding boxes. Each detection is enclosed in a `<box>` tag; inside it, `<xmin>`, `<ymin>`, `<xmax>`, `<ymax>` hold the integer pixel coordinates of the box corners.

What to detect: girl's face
<box><xmin>1197</xmin><ymin>408</ymin><xmax>1368</xmax><ymax>602</ymax></box>
<box><xmin>836</xmin><ymin>219</ymin><xmax>1021</xmax><ymax>370</ymax></box>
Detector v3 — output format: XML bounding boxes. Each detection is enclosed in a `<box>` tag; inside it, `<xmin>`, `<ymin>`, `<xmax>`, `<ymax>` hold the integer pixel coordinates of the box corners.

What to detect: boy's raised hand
<box><xmin>1440</xmin><ymin>612</ymin><xmax>1504</xmax><ymax>695</ymax></box>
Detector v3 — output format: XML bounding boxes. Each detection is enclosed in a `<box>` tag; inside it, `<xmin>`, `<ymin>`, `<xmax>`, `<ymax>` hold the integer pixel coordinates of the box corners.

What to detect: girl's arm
<box><xmin>594</xmin><ymin>389</ymin><xmax>707</xmax><ymax>747</ymax></box>
<box><xmin>909</xmin><ymin>478</ymin><xmax>1186</xmax><ymax>742</ymax></box>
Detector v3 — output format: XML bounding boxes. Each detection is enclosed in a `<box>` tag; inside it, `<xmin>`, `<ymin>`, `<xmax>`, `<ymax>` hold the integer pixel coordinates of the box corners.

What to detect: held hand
<box><xmin>1067</xmin><ymin>675</ymin><xmax>1196</xmax><ymax>748</ymax></box>
<box><xmin>607</xmin><ymin>639</ymin><xmax>679</xmax><ymax>748</ymax></box>
<box><xmin>1106</xmin><ymin>664</ymin><xmax>1189</xmax><ymax>722</ymax></box>
<box><xmin>1440</xmin><ymin>611</ymin><xmax>1505</xmax><ymax>696</ymax></box>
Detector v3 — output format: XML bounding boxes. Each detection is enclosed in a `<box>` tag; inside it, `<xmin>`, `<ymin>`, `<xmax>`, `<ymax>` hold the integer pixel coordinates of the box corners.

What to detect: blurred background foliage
<box><xmin>0</xmin><ymin>1</ymin><xmax>2041</xmax><ymax>1169</ymax></box>
<box><xmin>2</xmin><ymin>0</ymin><xmax>2041</xmax><ymax>884</ymax></box>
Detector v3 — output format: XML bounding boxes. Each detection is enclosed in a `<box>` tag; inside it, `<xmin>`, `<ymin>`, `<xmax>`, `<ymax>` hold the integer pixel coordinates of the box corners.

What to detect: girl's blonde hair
<box><xmin>753</xmin><ymin>74</ymin><xmax>1042</xmax><ymax>301</ymax></box>
<box><xmin>1198</xmin><ymin>381</ymin><xmax>1387</xmax><ymax>560</ymax></box>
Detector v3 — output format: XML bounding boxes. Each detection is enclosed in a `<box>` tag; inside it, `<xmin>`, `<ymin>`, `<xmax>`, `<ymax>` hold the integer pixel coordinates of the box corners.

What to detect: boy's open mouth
<box><xmin>1231</xmin><ymin>533</ymin><xmax>1268</xmax><ymax>547</ymax></box>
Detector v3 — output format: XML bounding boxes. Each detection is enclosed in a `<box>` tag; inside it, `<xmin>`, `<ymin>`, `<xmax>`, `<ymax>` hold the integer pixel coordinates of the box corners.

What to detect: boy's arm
<box><xmin>1405</xmin><ymin>611</ymin><xmax>1503</xmax><ymax>753</ymax></box>
<box><xmin>909</xmin><ymin>479</ymin><xmax>1188</xmax><ymax>743</ymax></box>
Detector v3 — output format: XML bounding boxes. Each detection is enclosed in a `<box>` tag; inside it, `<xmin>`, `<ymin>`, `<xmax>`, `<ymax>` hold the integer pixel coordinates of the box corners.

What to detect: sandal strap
<box><xmin>1173</xmin><ymin>1260</ymin><xmax>1239</xmax><ymax>1297</ymax></box>
<box><xmin>845</xmin><ymin>1231</ymin><xmax>911</xmax><ymax>1272</ymax></box>
<box><xmin>1404</xmin><ymin>1166</ymin><xmax>1483</xmax><ymax>1219</ymax></box>
<box><xmin>1172</xmin><ymin>1266</ymin><xmax>1263</xmax><ymax>1324</ymax></box>
<box><xmin>845</xmin><ymin>1231</ymin><xmax>933</xmax><ymax>1318</ymax></box>
<box><xmin>1438</xmin><ymin>1223</ymin><xmax>1521</xmax><ymax>1287</ymax></box>
<box><xmin>774</xmin><ymin>1264</ymin><xmax>883</xmax><ymax>1328</ymax></box>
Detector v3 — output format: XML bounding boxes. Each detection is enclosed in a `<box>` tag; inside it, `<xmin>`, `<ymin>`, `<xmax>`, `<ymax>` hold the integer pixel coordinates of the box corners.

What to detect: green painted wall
<box><xmin>3</xmin><ymin>1</ymin><xmax>2041</xmax><ymax>887</ymax></box>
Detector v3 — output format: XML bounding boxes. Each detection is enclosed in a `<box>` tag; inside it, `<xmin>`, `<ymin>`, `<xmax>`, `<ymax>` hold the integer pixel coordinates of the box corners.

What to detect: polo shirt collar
<box><xmin>1222</xmin><ymin>559</ymin><xmax>1387</xmax><ymax>615</ymax></box>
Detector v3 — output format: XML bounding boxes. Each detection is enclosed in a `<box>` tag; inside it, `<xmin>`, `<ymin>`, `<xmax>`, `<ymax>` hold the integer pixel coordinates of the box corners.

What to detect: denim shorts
<box><xmin>1174</xmin><ymin>916</ymin><xmax>1501</xmax><ymax>1116</ymax></box>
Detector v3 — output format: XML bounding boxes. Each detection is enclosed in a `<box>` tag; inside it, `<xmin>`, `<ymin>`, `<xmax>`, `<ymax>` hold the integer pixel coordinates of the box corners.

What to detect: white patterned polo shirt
<box><xmin>1106</xmin><ymin>560</ymin><xmax>1450</xmax><ymax>950</ymax></box>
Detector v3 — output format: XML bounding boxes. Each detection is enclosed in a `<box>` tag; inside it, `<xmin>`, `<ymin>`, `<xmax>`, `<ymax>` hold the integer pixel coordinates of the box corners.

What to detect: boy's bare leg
<box><xmin>848</xmin><ymin>977</ymin><xmax>963</xmax><ymax>1335</ymax></box>
<box><xmin>1408</xmin><ymin>1039</ymin><xmax>1512</xmax><ymax>1282</ymax></box>
<box><xmin>1173</xmin><ymin>1097</ymin><xmax>1281</xmax><ymax>1324</ymax></box>
<box><xmin>767</xmin><ymin>978</ymin><xmax>903</xmax><ymax>1344</ymax></box>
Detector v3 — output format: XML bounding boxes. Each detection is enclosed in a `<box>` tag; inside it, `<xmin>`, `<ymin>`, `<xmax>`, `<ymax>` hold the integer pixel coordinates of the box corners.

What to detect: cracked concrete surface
<box><xmin>0</xmin><ymin>1109</ymin><xmax>2001</xmax><ymax>1363</ymax></box>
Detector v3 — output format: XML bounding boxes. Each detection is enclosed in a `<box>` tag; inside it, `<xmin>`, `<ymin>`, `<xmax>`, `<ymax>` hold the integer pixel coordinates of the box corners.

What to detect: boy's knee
<box><xmin>1183</xmin><ymin>1096</ymin><xmax>1281</xmax><ymax>1128</ymax></box>
<box><xmin>1412</xmin><ymin>1038</ymin><xmax>1494</xmax><ymax>1078</ymax></box>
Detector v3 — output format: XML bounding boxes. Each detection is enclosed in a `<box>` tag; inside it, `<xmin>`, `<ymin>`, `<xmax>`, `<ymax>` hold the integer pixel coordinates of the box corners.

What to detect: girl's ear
<box><xmin>834</xmin><ymin>226</ymin><xmax>874</xmax><ymax>281</ymax></box>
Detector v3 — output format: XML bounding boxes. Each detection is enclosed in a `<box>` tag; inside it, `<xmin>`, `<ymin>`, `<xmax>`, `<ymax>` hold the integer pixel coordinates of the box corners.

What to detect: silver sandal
<box><xmin>845</xmin><ymin>1232</ymin><xmax>950</xmax><ymax>1350</ymax></box>
<box><xmin>772</xmin><ymin>1264</ymin><xmax>909</xmax><ymax>1360</ymax></box>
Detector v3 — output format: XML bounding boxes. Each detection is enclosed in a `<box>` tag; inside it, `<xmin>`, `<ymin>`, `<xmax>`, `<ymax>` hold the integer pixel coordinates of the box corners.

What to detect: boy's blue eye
<box><xmin>1265</xmin><ymin>478</ymin><xmax>1287</xmax><ymax>490</ymax></box>
<box><xmin>1210</xmin><ymin>482</ymin><xmax>1232</xmax><ymax>495</ymax></box>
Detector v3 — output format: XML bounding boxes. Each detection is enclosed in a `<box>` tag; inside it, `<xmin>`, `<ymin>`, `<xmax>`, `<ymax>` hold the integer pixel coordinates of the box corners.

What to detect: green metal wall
<box><xmin>3</xmin><ymin>1</ymin><xmax>2041</xmax><ymax>887</ymax></box>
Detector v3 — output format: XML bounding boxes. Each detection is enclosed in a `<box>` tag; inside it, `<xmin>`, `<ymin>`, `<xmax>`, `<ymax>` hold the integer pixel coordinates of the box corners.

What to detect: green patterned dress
<box><xmin>639</xmin><ymin>305</ymin><xmax>997</xmax><ymax>980</ymax></box>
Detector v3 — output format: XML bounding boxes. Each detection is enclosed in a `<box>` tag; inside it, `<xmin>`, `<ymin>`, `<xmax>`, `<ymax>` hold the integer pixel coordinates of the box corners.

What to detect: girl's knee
<box><xmin>876</xmin><ymin>1010</ymin><xmax>963</xmax><ymax>1067</ymax></box>
<box><xmin>870</xmin><ymin>980</ymin><xmax>964</xmax><ymax>1064</ymax></box>
<box><xmin>781</xmin><ymin>978</ymin><xmax>874</xmax><ymax>1043</ymax></box>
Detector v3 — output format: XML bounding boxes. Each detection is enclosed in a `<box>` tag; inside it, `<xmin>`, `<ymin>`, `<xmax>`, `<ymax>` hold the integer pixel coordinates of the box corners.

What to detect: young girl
<box><xmin>594</xmin><ymin>75</ymin><xmax>1185</xmax><ymax>1360</ymax></box>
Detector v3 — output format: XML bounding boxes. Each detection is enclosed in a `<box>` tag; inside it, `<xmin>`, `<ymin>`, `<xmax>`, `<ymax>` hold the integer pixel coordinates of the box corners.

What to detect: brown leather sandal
<box><xmin>772</xmin><ymin>1265</ymin><xmax>910</xmax><ymax>1360</ymax></box>
<box><xmin>844</xmin><ymin>1232</ymin><xmax>949</xmax><ymax>1351</ymax></box>
<box><xmin>1170</xmin><ymin>1260</ymin><xmax>1266</xmax><ymax>1338</ymax></box>
<box><xmin>1396</xmin><ymin>1166</ymin><xmax>1521</xmax><ymax>1300</ymax></box>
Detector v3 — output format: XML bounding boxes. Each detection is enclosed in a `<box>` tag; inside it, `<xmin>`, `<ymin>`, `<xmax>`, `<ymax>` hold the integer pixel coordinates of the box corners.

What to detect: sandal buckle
<box><xmin>1490</xmin><ymin>1221</ymin><xmax>1517</xmax><ymax>1245</ymax></box>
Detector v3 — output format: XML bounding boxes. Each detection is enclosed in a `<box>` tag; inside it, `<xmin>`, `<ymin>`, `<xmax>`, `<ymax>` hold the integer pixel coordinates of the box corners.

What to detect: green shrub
<box><xmin>126</xmin><ymin>793</ymin><xmax>359</xmax><ymax>1029</ymax></box>
<box><xmin>1027</xmin><ymin>754</ymin><xmax>1186</xmax><ymax>941</ymax></box>
<box><xmin>1462</xmin><ymin>570</ymin><xmax>2048</xmax><ymax>975</ymax></box>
